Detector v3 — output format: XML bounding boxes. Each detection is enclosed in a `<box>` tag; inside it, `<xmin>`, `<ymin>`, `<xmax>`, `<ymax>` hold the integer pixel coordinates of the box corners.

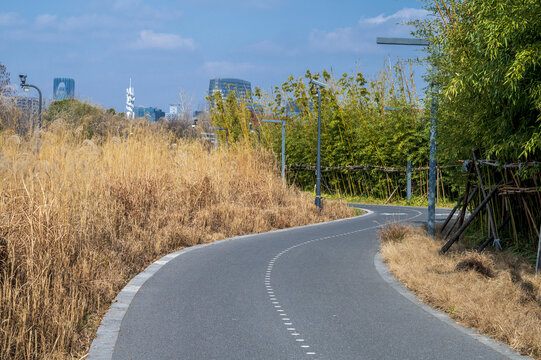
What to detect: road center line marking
<box><xmin>264</xmin><ymin>209</ymin><xmax>423</xmax><ymax>359</ymax></box>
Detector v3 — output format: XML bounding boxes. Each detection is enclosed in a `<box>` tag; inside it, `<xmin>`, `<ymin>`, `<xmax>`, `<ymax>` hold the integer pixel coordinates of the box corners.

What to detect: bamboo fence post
<box><xmin>440</xmin><ymin>185</ymin><xmax>499</xmax><ymax>254</ymax></box>
<box><xmin>478</xmin><ymin>216</ymin><xmax>511</xmax><ymax>252</ymax></box>
<box><xmin>440</xmin><ymin>168</ymin><xmax>446</xmax><ymax>203</ymax></box>
<box><xmin>441</xmin><ymin>187</ymin><xmax>465</xmax><ymax>233</ymax></box>
<box><xmin>444</xmin><ymin>186</ymin><xmax>478</xmax><ymax>241</ymax></box>
<box><xmin>472</xmin><ymin>150</ymin><xmax>499</xmax><ymax>242</ymax></box>
<box><xmin>385</xmin><ymin>187</ymin><xmax>399</xmax><ymax>204</ymax></box>
<box><xmin>457</xmin><ymin>170</ymin><xmax>473</xmax><ymax>228</ymax></box>
<box><xmin>535</xmin><ymin>225</ymin><xmax>541</xmax><ymax>276</ymax></box>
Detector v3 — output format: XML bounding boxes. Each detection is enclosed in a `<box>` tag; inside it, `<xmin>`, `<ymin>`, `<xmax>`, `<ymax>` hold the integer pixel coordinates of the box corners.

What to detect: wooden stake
<box><xmin>444</xmin><ymin>186</ymin><xmax>478</xmax><ymax>241</ymax></box>
<box><xmin>472</xmin><ymin>150</ymin><xmax>498</xmax><ymax>241</ymax></box>
<box><xmin>385</xmin><ymin>186</ymin><xmax>399</xmax><ymax>204</ymax></box>
<box><xmin>440</xmin><ymin>185</ymin><xmax>499</xmax><ymax>254</ymax></box>
<box><xmin>477</xmin><ymin>216</ymin><xmax>511</xmax><ymax>252</ymax></box>
<box><xmin>535</xmin><ymin>225</ymin><xmax>541</xmax><ymax>276</ymax></box>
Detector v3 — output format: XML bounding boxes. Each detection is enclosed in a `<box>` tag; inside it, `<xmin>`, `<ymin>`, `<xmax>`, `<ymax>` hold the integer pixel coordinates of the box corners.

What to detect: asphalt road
<box><xmin>109</xmin><ymin>205</ymin><xmax>514</xmax><ymax>359</ymax></box>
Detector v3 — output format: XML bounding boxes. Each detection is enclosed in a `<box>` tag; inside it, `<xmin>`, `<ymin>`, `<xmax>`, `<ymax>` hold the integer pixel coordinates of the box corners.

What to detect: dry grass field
<box><xmin>380</xmin><ymin>224</ymin><xmax>541</xmax><ymax>359</ymax></box>
<box><xmin>0</xmin><ymin>125</ymin><xmax>353</xmax><ymax>359</ymax></box>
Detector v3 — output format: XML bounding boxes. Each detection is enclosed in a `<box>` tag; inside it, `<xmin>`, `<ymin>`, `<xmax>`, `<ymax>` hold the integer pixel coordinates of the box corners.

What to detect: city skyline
<box><xmin>0</xmin><ymin>0</ymin><xmax>430</xmax><ymax>113</ymax></box>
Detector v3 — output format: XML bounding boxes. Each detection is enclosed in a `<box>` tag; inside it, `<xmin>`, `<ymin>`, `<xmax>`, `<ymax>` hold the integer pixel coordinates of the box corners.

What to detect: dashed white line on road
<box><xmin>264</xmin><ymin>208</ymin><xmax>423</xmax><ymax>359</ymax></box>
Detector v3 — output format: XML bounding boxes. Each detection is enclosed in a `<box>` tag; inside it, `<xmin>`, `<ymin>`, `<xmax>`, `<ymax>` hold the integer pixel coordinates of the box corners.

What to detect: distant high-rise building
<box><xmin>126</xmin><ymin>78</ymin><xmax>135</xmax><ymax>119</ymax></box>
<box><xmin>208</xmin><ymin>78</ymin><xmax>252</xmax><ymax>105</ymax></box>
<box><xmin>14</xmin><ymin>96</ymin><xmax>43</xmax><ymax>117</ymax></box>
<box><xmin>169</xmin><ymin>104</ymin><xmax>182</xmax><ymax>115</ymax></box>
<box><xmin>53</xmin><ymin>78</ymin><xmax>75</xmax><ymax>100</ymax></box>
<box><xmin>166</xmin><ymin>104</ymin><xmax>183</xmax><ymax>120</ymax></box>
<box><xmin>193</xmin><ymin>110</ymin><xmax>205</xmax><ymax>118</ymax></box>
<box><xmin>134</xmin><ymin>106</ymin><xmax>165</xmax><ymax>122</ymax></box>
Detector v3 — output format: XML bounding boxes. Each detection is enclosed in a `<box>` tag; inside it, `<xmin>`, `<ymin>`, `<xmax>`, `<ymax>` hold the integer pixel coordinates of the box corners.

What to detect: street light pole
<box><xmin>310</xmin><ymin>79</ymin><xmax>327</xmax><ymax>212</ymax></box>
<box><xmin>19</xmin><ymin>75</ymin><xmax>42</xmax><ymax>129</ymax></box>
<box><xmin>376</xmin><ymin>37</ymin><xmax>436</xmax><ymax>237</ymax></box>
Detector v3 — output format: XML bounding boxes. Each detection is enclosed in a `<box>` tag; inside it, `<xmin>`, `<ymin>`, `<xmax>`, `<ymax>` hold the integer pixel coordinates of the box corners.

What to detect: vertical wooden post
<box><xmin>535</xmin><ymin>228</ymin><xmax>541</xmax><ymax>276</ymax></box>
<box><xmin>472</xmin><ymin>150</ymin><xmax>499</xmax><ymax>242</ymax></box>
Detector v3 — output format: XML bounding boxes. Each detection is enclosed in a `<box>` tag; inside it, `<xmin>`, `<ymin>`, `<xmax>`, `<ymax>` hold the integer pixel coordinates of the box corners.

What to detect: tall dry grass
<box><xmin>0</xmin><ymin>125</ymin><xmax>353</xmax><ymax>359</ymax></box>
<box><xmin>380</xmin><ymin>225</ymin><xmax>541</xmax><ymax>359</ymax></box>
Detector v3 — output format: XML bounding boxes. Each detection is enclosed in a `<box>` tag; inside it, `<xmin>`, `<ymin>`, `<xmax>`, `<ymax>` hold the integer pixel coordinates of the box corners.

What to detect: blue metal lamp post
<box><xmin>209</xmin><ymin>126</ymin><xmax>229</xmax><ymax>145</ymax></box>
<box><xmin>19</xmin><ymin>74</ymin><xmax>42</xmax><ymax>129</ymax></box>
<box><xmin>310</xmin><ymin>79</ymin><xmax>327</xmax><ymax>212</ymax></box>
<box><xmin>376</xmin><ymin>37</ymin><xmax>436</xmax><ymax>237</ymax></box>
<box><xmin>261</xmin><ymin>119</ymin><xmax>286</xmax><ymax>183</ymax></box>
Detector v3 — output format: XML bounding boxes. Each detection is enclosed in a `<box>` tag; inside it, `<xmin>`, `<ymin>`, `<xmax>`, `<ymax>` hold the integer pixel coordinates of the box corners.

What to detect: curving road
<box><xmin>97</xmin><ymin>205</ymin><xmax>523</xmax><ymax>359</ymax></box>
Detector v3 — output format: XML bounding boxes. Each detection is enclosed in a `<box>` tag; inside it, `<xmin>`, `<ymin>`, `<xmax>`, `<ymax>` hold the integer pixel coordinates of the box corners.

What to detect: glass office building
<box><xmin>208</xmin><ymin>78</ymin><xmax>252</xmax><ymax>105</ymax></box>
<box><xmin>53</xmin><ymin>78</ymin><xmax>75</xmax><ymax>100</ymax></box>
<box><xmin>134</xmin><ymin>106</ymin><xmax>165</xmax><ymax>122</ymax></box>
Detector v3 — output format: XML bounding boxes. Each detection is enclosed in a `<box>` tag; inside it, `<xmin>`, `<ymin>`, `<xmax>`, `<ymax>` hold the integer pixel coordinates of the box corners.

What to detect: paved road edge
<box><xmin>373</xmin><ymin>253</ymin><xmax>531</xmax><ymax>360</ymax></box>
<box><xmin>87</xmin><ymin>211</ymin><xmax>373</xmax><ymax>359</ymax></box>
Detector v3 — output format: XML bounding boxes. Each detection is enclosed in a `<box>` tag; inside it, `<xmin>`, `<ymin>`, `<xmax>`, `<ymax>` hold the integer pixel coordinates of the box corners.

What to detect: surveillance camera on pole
<box><xmin>19</xmin><ymin>74</ymin><xmax>27</xmax><ymax>86</ymax></box>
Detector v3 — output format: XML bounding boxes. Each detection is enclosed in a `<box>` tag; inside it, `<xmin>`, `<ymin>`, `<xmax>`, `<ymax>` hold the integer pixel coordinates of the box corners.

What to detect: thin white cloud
<box><xmin>309</xmin><ymin>7</ymin><xmax>427</xmax><ymax>53</ymax></box>
<box><xmin>132</xmin><ymin>30</ymin><xmax>195</xmax><ymax>50</ymax></box>
<box><xmin>0</xmin><ymin>12</ymin><xmax>24</xmax><ymax>27</ymax></box>
<box><xmin>309</xmin><ymin>27</ymin><xmax>368</xmax><ymax>53</ymax></box>
<box><xmin>359</xmin><ymin>8</ymin><xmax>428</xmax><ymax>25</ymax></box>
<box><xmin>199</xmin><ymin>61</ymin><xmax>261</xmax><ymax>77</ymax></box>
<box><xmin>35</xmin><ymin>14</ymin><xmax>57</xmax><ymax>27</ymax></box>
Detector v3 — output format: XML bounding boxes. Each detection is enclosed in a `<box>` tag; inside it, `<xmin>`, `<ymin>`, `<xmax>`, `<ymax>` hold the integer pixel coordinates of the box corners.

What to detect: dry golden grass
<box><xmin>380</xmin><ymin>225</ymin><xmax>541</xmax><ymax>359</ymax></box>
<box><xmin>0</xmin><ymin>125</ymin><xmax>353</xmax><ymax>359</ymax></box>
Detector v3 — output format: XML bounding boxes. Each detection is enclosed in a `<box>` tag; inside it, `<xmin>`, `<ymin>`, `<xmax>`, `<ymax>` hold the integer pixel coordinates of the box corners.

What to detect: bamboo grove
<box><xmin>209</xmin><ymin>0</ymin><xmax>540</xmax><ymax>257</ymax></box>
<box><xmin>209</xmin><ymin>62</ymin><xmax>452</xmax><ymax>204</ymax></box>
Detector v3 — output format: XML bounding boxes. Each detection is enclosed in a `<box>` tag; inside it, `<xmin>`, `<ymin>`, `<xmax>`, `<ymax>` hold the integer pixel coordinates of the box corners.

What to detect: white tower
<box><xmin>126</xmin><ymin>78</ymin><xmax>135</xmax><ymax>119</ymax></box>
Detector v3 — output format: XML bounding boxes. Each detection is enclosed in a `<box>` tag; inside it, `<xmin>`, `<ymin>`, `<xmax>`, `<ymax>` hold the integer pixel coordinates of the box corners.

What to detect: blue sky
<box><xmin>0</xmin><ymin>0</ymin><xmax>430</xmax><ymax>113</ymax></box>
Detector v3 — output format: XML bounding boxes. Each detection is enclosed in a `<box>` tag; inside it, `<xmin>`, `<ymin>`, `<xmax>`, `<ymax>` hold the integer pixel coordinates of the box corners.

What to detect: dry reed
<box><xmin>0</xmin><ymin>125</ymin><xmax>353</xmax><ymax>359</ymax></box>
<box><xmin>380</xmin><ymin>225</ymin><xmax>541</xmax><ymax>359</ymax></box>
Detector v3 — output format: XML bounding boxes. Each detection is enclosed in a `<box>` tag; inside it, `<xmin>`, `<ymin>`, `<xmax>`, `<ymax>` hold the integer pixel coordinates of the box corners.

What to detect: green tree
<box><xmin>43</xmin><ymin>99</ymin><xmax>126</xmax><ymax>139</ymax></box>
<box><xmin>413</xmin><ymin>0</ymin><xmax>541</xmax><ymax>161</ymax></box>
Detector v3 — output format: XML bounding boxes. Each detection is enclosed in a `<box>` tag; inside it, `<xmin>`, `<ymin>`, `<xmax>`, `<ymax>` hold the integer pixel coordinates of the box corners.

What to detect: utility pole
<box><xmin>310</xmin><ymin>79</ymin><xmax>327</xmax><ymax>212</ymax></box>
<box><xmin>376</xmin><ymin>37</ymin><xmax>436</xmax><ymax>237</ymax></box>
